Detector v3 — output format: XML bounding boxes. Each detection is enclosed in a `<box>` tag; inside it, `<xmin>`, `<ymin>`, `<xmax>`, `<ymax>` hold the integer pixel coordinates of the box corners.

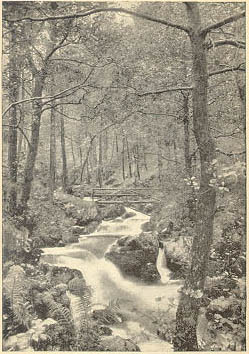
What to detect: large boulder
<box><xmin>99</xmin><ymin>204</ymin><xmax>126</xmax><ymax>220</ymax></box>
<box><xmin>39</xmin><ymin>263</ymin><xmax>84</xmax><ymax>286</ymax></box>
<box><xmin>54</xmin><ymin>190</ymin><xmax>101</xmax><ymax>226</ymax></box>
<box><xmin>92</xmin><ymin>308</ymin><xmax>124</xmax><ymax>325</ymax></box>
<box><xmin>101</xmin><ymin>335</ymin><xmax>140</xmax><ymax>351</ymax></box>
<box><xmin>63</xmin><ymin>202</ymin><xmax>100</xmax><ymax>226</ymax></box>
<box><xmin>105</xmin><ymin>232</ymin><xmax>160</xmax><ymax>282</ymax></box>
<box><xmin>164</xmin><ymin>236</ymin><xmax>192</xmax><ymax>279</ymax></box>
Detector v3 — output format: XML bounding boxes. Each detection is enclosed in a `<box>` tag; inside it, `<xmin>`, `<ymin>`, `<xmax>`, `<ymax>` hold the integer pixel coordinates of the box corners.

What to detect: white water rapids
<box><xmin>42</xmin><ymin>207</ymin><xmax>182</xmax><ymax>351</ymax></box>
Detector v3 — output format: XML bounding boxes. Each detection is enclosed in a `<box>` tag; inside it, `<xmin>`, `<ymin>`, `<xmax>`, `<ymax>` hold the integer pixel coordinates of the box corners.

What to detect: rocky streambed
<box><xmin>40</xmin><ymin>207</ymin><xmax>183</xmax><ymax>351</ymax></box>
<box><xmin>3</xmin><ymin>203</ymin><xmax>183</xmax><ymax>352</ymax></box>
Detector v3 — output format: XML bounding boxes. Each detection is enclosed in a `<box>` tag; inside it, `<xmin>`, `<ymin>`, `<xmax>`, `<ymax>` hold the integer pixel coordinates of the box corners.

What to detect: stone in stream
<box><xmin>105</xmin><ymin>232</ymin><xmax>160</xmax><ymax>282</ymax></box>
<box><xmin>101</xmin><ymin>335</ymin><xmax>140</xmax><ymax>351</ymax></box>
<box><xmin>122</xmin><ymin>211</ymin><xmax>136</xmax><ymax>219</ymax></box>
<box><xmin>99</xmin><ymin>204</ymin><xmax>126</xmax><ymax>220</ymax></box>
<box><xmin>163</xmin><ymin>236</ymin><xmax>192</xmax><ymax>279</ymax></box>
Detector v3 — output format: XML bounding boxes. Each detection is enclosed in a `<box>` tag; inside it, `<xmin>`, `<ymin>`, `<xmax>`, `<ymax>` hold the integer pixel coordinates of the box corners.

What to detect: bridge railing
<box><xmin>91</xmin><ymin>188</ymin><xmax>161</xmax><ymax>204</ymax></box>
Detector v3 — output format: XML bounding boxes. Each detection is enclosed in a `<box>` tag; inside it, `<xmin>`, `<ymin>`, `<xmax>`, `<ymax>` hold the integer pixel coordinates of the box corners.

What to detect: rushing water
<box><xmin>42</xmin><ymin>207</ymin><xmax>182</xmax><ymax>351</ymax></box>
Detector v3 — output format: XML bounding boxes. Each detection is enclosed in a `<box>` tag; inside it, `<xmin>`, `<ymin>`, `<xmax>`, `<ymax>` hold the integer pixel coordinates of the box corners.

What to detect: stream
<box><xmin>42</xmin><ymin>207</ymin><xmax>182</xmax><ymax>351</ymax></box>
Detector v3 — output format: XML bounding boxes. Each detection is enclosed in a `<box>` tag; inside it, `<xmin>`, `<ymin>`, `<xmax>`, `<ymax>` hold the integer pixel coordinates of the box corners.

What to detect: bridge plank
<box><xmin>96</xmin><ymin>200</ymin><xmax>157</xmax><ymax>204</ymax></box>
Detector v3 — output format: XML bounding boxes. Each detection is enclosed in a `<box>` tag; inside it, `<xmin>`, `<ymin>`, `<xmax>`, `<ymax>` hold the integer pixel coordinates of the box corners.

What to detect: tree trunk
<box><xmin>79</xmin><ymin>146</ymin><xmax>83</xmax><ymax>174</ymax></box>
<box><xmin>143</xmin><ymin>144</ymin><xmax>148</xmax><ymax>171</ymax></box>
<box><xmin>235</xmin><ymin>76</ymin><xmax>246</xmax><ymax>135</ymax></box>
<box><xmin>86</xmin><ymin>158</ymin><xmax>91</xmax><ymax>184</ymax></box>
<box><xmin>109</xmin><ymin>133</ymin><xmax>115</xmax><ymax>165</ymax></box>
<box><xmin>49</xmin><ymin>95</ymin><xmax>57</xmax><ymax>202</ymax></box>
<box><xmin>122</xmin><ymin>135</ymin><xmax>126</xmax><ymax>181</ymax></box>
<box><xmin>134</xmin><ymin>144</ymin><xmax>140</xmax><ymax>180</ymax></box>
<box><xmin>8</xmin><ymin>14</ymin><xmax>19</xmax><ymax>215</ymax></box>
<box><xmin>157</xmin><ymin>137</ymin><xmax>163</xmax><ymax>182</ymax></box>
<box><xmin>115</xmin><ymin>134</ymin><xmax>119</xmax><ymax>154</ymax></box>
<box><xmin>17</xmin><ymin>70</ymin><xmax>25</xmax><ymax>163</ymax></box>
<box><xmin>19</xmin><ymin>72</ymin><xmax>46</xmax><ymax>213</ymax></box>
<box><xmin>60</xmin><ymin>112</ymin><xmax>68</xmax><ymax>193</ymax></box>
<box><xmin>98</xmin><ymin>134</ymin><xmax>103</xmax><ymax>188</ymax></box>
<box><xmin>80</xmin><ymin>137</ymin><xmax>94</xmax><ymax>183</ymax></box>
<box><xmin>174</xmin><ymin>3</ymin><xmax>216</xmax><ymax>351</ymax></box>
<box><xmin>70</xmin><ymin>133</ymin><xmax>76</xmax><ymax>169</ymax></box>
<box><xmin>183</xmin><ymin>93</ymin><xmax>192</xmax><ymax>177</ymax></box>
<box><xmin>103</xmin><ymin>129</ymin><xmax>108</xmax><ymax>162</ymax></box>
<box><xmin>126</xmin><ymin>136</ymin><xmax>132</xmax><ymax>178</ymax></box>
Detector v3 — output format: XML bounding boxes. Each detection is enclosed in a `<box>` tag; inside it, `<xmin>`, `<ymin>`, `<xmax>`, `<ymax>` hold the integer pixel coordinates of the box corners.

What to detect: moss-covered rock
<box><xmin>105</xmin><ymin>232</ymin><xmax>160</xmax><ymax>282</ymax></box>
<box><xmin>54</xmin><ymin>190</ymin><xmax>101</xmax><ymax>226</ymax></box>
<box><xmin>101</xmin><ymin>335</ymin><xmax>140</xmax><ymax>351</ymax></box>
<box><xmin>99</xmin><ymin>204</ymin><xmax>126</xmax><ymax>220</ymax></box>
<box><xmin>163</xmin><ymin>236</ymin><xmax>192</xmax><ymax>279</ymax></box>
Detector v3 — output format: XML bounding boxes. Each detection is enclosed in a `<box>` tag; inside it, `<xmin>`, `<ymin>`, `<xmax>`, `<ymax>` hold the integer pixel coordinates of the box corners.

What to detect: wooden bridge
<box><xmin>91</xmin><ymin>188</ymin><xmax>161</xmax><ymax>205</ymax></box>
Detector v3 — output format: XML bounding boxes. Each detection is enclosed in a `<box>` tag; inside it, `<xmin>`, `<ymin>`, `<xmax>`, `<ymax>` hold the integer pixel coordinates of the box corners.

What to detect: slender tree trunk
<box><xmin>98</xmin><ymin>134</ymin><xmax>103</xmax><ymax>187</ymax></box>
<box><xmin>174</xmin><ymin>4</ymin><xmax>216</xmax><ymax>351</ymax></box>
<box><xmin>70</xmin><ymin>133</ymin><xmax>76</xmax><ymax>169</ymax></box>
<box><xmin>173</xmin><ymin>137</ymin><xmax>178</xmax><ymax>173</ymax></box>
<box><xmin>115</xmin><ymin>134</ymin><xmax>119</xmax><ymax>154</ymax></box>
<box><xmin>80</xmin><ymin>137</ymin><xmax>94</xmax><ymax>183</ymax></box>
<box><xmin>157</xmin><ymin>137</ymin><xmax>163</xmax><ymax>182</ymax></box>
<box><xmin>126</xmin><ymin>136</ymin><xmax>132</xmax><ymax>178</ymax></box>
<box><xmin>134</xmin><ymin>144</ymin><xmax>140</xmax><ymax>180</ymax></box>
<box><xmin>8</xmin><ymin>15</ymin><xmax>19</xmax><ymax>215</ymax></box>
<box><xmin>122</xmin><ymin>135</ymin><xmax>126</xmax><ymax>181</ymax></box>
<box><xmin>143</xmin><ymin>144</ymin><xmax>148</xmax><ymax>171</ymax></box>
<box><xmin>60</xmin><ymin>111</ymin><xmax>68</xmax><ymax>192</ymax></box>
<box><xmin>19</xmin><ymin>72</ymin><xmax>46</xmax><ymax>212</ymax></box>
<box><xmin>17</xmin><ymin>70</ymin><xmax>25</xmax><ymax>163</ymax></box>
<box><xmin>109</xmin><ymin>133</ymin><xmax>115</xmax><ymax>165</ymax></box>
<box><xmin>236</xmin><ymin>76</ymin><xmax>246</xmax><ymax>135</ymax></box>
<box><xmin>86</xmin><ymin>158</ymin><xmax>91</xmax><ymax>184</ymax></box>
<box><xmin>183</xmin><ymin>94</ymin><xmax>192</xmax><ymax>177</ymax></box>
<box><xmin>79</xmin><ymin>146</ymin><xmax>83</xmax><ymax>173</ymax></box>
<box><xmin>103</xmin><ymin>129</ymin><xmax>108</xmax><ymax>162</ymax></box>
<box><xmin>49</xmin><ymin>86</ymin><xmax>57</xmax><ymax>202</ymax></box>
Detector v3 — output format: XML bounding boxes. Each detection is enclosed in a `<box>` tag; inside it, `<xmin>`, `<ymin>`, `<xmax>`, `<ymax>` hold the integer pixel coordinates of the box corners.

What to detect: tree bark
<box><xmin>70</xmin><ymin>133</ymin><xmax>76</xmax><ymax>169</ymax></box>
<box><xmin>17</xmin><ymin>70</ymin><xmax>25</xmax><ymax>163</ymax></box>
<box><xmin>8</xmin><ymin>13</ymin><xmax>19</xmax><ymax>215</ymax></box>
<box><xmin>86</xmin><ymin>158</ymin><xmax>91</xmax><ymax>184</ymax></box>
<box><xmin>49</xmin><ymin>88</ymin><xmax>57</xmax><ymax>202</ymax></box>
<box><xmin>143</xmin><ymin>144</ymin><xmax>148</xmax><ymax>171</ymax></box>
<box><xmin>122</xmin><ymin>135</ymin><xmax>126</xmax><ymax>181</ymax></box>
<box><xmin>157</xmin><ymin>137</ymin><xmax>163</xmax><ymax>182</ymax></box>
<box><xmin>174</xmin><ymin>3</ymin><xmax>216</xmax><ymax>351</ymax></box>
<box><xmin>19</xmin><ymin>71</ymin><xmax>46</xmax><ymax>213</ymax></box>
<box><xmin>235</xmin><ymin>76</ymin><xmax>246</xmax><ymax>135</ymax></box>
<box><xmin>115</xmin><ymin>134</ymin><xmax>119</xmax><ymax>154</ymax></box>
<box><xmin>126</xmin><ymin>136</ymin><xmax>132</xmax><ymax>178</ymax></box>
<box><xmin>183</xmin><ymin>93</ymin><xmax>192</xmax><ymax>177</ymax></box>
<box><xmin>98</xmin><ymin>133</ymin><xmax>103</xmax><ymax>188</ymax></box>
<box><xmin>134</xmin><ymin>144</ymin><xmax>140</xmax><ymax>180</ymax></box>
<box><xmin>60</xmin><ymin>111</ymin><xmax>68</xmax><ymax>192</ymax></box>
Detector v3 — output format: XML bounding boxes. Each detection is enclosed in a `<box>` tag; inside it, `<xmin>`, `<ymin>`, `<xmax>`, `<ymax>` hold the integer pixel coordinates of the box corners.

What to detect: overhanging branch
<box><xmin>207</xmin><ymin>39</ymin><xmax>245</xmax><ymax>50</ymax></box>
<box><xmin>2</xmin><ymin>68</ymin><xmax>94</xmax><ymax>118</ymax></box>
<box><xmin>138</xmin><ymin>86</ymin><xmax>193</xmax><ymax>97</ymax></box>
<box><xmin>209</xmin><ymin>65</ymin><xmax>245</xmax><ymax>77</ymax></box>
<box><xmin>4</xmin><ymin>7</ymin><xmax>190</xmax><ymax>33</ymax></box>
<box><xmin>201</xmin><ymin>11</ymin><xmax>245</xmax><ymax>35</ymax></box>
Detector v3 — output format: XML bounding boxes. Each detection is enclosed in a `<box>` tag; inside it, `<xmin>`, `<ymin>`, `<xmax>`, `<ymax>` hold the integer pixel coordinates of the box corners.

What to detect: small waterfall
<box><xmin>41</xmin><ymin>207</ymin><xmax>182</xmax><ymax>351</ymax></box>
<box><xmin>156</xmin><ymin>247</ymin><xmax>171</xmax><ymax>284</ymax></box>
<box><xmin>88</xmin><ymin>207</ymin><xmax>150</xmax><ymax>237</ymax></box>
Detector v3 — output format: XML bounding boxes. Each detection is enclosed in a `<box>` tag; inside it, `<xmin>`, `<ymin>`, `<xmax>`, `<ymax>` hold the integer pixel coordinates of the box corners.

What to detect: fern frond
<box><xmin>3</xmin><ymin>265</ymin><xmax>32</xmax><ymax>328</ymax></box>
<box><xmin>42</xmin><ymin>292</ymin><xmax>74</xmax><ymax>329</ymax></box>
